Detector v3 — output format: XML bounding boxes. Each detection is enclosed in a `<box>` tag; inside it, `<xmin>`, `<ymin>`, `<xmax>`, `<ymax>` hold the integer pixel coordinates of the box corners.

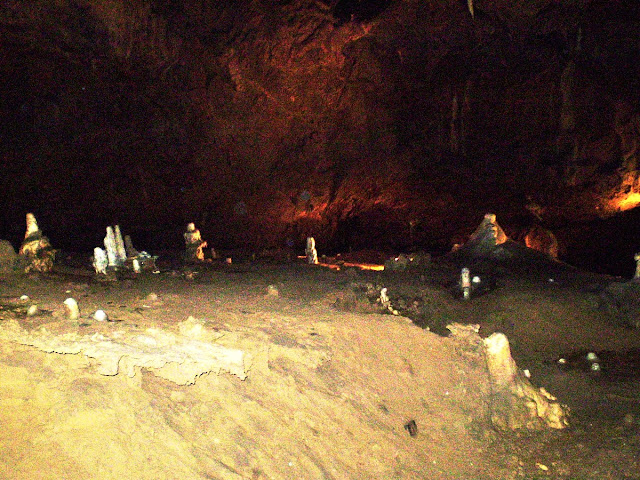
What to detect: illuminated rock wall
<box><xmin>0</xmin><ymin>0</ymin><xmax>639</xmax><ymax>257</ymax></box>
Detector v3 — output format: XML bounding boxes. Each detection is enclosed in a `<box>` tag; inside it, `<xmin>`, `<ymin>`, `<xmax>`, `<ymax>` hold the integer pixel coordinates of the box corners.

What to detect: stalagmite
<box><xmin>104</xmin><ymin>227</ymin><xmax>118</xmax><ymax>267</ymax></box>
<box><xmin>305</xmin><ymin>237</ymin><xmax>318</xmax><ymax>264</ymax></box>
<box><xmin>63</xmin><ymin>298</ymin><xmax>80</xmax><ymax>321</ymax></box>
<box><xmin>25</xmin><ymin>213</ymin><xmax>39</xmax><ymax>237</ymax></box>
<box><xmin>114</xmin><ymin>225</ymin><xmax>127</xmax><ymax>265</ymax></box>
<box><xmin>460</xmin><ymin>268</ymin><xmax>471</xmax><ymax>300</ymax></box>
<box><xmin>93</xmin><ymin>247</ymin><xmax>108</xmax><ymax>275</ymax></box>
<box><xmin>457</xmin><ymin>213</ymin><xmax>508</xmax><ymax>258</ymax></box>
<box><xmin>18</xmin><ymin>213</ymin><xmax>56</xmax><ymax>273</ymax></box>
<box><xmin>484</xmin><ymin>332</ymin><xmax>569</xmax><ymax>430</ymax></box>
<box><xmin>184</xmin><ymin>222</ymin><xmax>207</xmax><ymax>262</ymax></box>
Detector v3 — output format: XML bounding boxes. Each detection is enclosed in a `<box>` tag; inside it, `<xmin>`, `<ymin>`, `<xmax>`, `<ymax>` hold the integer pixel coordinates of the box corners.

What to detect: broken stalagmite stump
<box><xmin>17</xmin><ymin>213</ymin><xmax>56</xmax><ymax>273</ymax></box>
<box><xmin>484</xmin><ymin>332</ymin><xmax>568</xmax><ymax>430</ymax></box>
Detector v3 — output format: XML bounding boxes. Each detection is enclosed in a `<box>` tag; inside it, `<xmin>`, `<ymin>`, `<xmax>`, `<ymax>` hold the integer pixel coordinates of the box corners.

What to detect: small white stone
<box><xmin>558</xmin><ymin>358</ymin><xmax>566</xmax><ymax>364</ymax></box>
<box><xmin>586</xmin><ymin>352</ymin><xmax>599</xmax><ymax>362</ymax></box>
<box><xmin>19</xmin><ymin>295</ymin><xmax>29</xmax><ymax>302</ymax></box>
<box><xmin>523</xmin><ymin>369</ymin><xmax>531</xmax><ymax>378</ymax></box>
<box><xmin>26</xmin><ymin>304</ymin><xmax>39</xmax><ymax>317</ymax></box>
<box><xmin>590</xmin><ymin>362</ymin><xmax>601</xmax><ymax>372</ymax></box>
<box><xmin>93</xmin><ymin>309</ymin><xmax>108</xmax><ymax>322</ymax></box>
<box><xmin>472</xmin><ymin>276</ymin><xmax>481</xmax><ymax>284</ymax></box>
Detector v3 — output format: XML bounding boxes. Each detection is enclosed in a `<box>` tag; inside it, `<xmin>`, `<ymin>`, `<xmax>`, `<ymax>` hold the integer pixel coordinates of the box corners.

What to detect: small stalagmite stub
<box><xmin>63</xmin><ymin>298</ymin><xmax>80</xmax><ymax>321</ymax></box>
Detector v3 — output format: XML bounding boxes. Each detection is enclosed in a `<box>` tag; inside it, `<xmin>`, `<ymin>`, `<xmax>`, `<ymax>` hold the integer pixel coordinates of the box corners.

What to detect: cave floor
<box><xmin>1</xmin><ymin>252</ymin><xmax>640</xmax><ymax>480</ymax></box>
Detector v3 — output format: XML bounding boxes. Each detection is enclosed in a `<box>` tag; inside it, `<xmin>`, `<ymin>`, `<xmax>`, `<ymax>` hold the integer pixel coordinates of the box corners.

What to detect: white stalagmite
<box><xmin>460</xmin><ymin>267</ymin><xmax>471</xmax><ymax>299</ymax></box>
<box><xmin>114</xmin><ymin>225</ymin><xmax>127</xmax><ymax>265</ymax></box>
<box><xmin>93</xmin><ymin>247</ymin><xmax>108</xmax><ymax>274</ymax></box>
<box><xmin>104</xmin><ymin>227</ymin><xmax>118</xmax><ymax>267</ymax></box>
<box><xmin>305</xmin><ymin>237</ymin><xmax>318</xmax><ymax>264</ymax></box>
<box><xmin>25</xmin><ymin>213</ymin><xmax>39</xmax><ymax>237</ymax></box>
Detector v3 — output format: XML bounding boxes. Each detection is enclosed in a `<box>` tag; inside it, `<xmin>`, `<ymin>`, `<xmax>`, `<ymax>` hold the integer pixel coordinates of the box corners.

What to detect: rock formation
<box><xmin>484</xmin><ymin>332</ymin><xmax>569</xmax><ymax>430</ymax></box>
<box><xmin>17</xmin><ymin>213</ymin><xmax>56</xmax><ymax>273</ymax></box>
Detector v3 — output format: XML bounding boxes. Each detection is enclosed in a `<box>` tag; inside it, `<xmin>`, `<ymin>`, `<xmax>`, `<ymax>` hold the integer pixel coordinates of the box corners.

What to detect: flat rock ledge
<box><xmin>0</xmin><ymin>319</ymin><xmax>247</xmax><ymax>385</ymax></box>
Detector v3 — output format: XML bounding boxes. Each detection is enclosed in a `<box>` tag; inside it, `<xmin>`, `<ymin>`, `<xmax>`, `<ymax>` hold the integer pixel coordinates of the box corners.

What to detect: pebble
<box><xmin>93</xmin><ymin>310</ymin><xmax>108</xmax><ymax>322</ymax></box>
<box><xmin>26</xmin><ymin>304</ymin><xmax>39</xmax><ymax>317</ymax></box>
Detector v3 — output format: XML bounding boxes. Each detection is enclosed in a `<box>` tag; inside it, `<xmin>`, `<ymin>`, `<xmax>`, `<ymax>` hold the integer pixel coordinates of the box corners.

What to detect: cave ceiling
<box><xmin>1</xmin><ymin>0</ymin><xmax>639</xmax><ymax>263</ymax></box>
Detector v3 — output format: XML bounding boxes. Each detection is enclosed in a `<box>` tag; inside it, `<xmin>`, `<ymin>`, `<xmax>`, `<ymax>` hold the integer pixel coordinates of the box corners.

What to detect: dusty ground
<box><xmin>1</xmin><ymin>250</ymin><xmax>640</xmax><ymax>480</ymax></box>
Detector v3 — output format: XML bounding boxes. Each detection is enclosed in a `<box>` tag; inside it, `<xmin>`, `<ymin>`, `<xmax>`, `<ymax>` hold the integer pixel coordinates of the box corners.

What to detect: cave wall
<box><xmin>1</xmin><ymin>0</ymin><xmax>639</xmax><ymax>258</ymax></box>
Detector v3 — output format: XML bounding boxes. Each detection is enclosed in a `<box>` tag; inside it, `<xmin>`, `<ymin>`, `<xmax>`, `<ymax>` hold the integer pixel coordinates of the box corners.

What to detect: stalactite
<box><xmin>467</xmin><ymin>0</ymin><xmax>474</xmax><ymax>19</ymax></box>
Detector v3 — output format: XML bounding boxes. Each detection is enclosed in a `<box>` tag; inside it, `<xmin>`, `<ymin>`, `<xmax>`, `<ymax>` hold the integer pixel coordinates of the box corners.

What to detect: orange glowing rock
<box><xmin>615</xmin><ymin>192</ymin><xmax>640</xmax><ymax>211</ymax></box>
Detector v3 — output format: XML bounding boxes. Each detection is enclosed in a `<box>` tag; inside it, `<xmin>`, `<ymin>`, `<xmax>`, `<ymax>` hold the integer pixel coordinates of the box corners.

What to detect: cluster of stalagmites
<box><xmin>0</xmin><ymin>215</ymin><xmax>220</xmax><ymax>275</ymax></box>
<box><xmin>92</xmin><ymin>224</ymin><xmax>159</xmax><ymax>280</ymax></box>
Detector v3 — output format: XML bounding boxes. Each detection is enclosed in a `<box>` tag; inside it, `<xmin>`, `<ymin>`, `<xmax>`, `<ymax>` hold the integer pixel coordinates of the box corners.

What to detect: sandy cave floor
<box><xmin>1</xmin><ymin>251</ymin><xmax>640</xmax><ymax>480</ymax></box>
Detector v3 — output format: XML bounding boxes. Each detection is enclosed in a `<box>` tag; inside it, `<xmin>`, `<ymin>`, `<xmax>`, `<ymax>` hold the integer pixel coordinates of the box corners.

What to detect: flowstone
<box><xmin>0</xmin><ymin>319</ymin><xmax>247</xmax><ymax>385</ymax></box>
